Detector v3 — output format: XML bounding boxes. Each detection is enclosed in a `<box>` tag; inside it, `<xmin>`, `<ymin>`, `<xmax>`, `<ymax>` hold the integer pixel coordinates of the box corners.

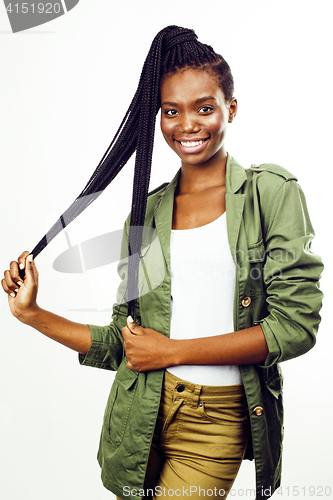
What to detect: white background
<box><xmin>0</xmin><ymin>1</ymin><xmax>332</xmax><ymax>499</ymax></box>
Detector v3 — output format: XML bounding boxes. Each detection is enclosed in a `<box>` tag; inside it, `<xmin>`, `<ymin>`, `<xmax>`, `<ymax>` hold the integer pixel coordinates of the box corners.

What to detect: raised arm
<box><xmin>2</xmin><ymin>251</ymin><xmax>92</xmax><ymax>355</ymax></box>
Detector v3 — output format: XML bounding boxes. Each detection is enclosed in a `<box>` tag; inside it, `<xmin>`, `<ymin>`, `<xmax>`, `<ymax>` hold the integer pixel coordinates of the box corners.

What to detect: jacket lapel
<box><xmin>153</xmin><ymin>170</ymin><xmax>180</xmax><ymax>271</ymax></box>
<box><xmin>225</xmin><ymin>155</ymin><xmax>247</xmax><ymax>265</ymax></box>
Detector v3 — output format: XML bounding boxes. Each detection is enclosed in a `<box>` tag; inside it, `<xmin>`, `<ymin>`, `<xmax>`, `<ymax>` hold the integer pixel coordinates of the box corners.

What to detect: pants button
<box><xmin>176</xmin><ymin>384</ymin><xmax>185</xmax><ymax>392</ymax></box>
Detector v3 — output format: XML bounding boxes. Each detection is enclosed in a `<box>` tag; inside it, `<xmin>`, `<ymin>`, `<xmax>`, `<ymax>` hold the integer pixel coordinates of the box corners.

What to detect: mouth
<box><xmin>175</xmin><ymin>138</ymin><xmax>209</xmax><ymax>154</ymax></box>
<box><xmin>178</xmin><ymin>139</ymin><xmax>207</xmax><ymax>148</ymax></box>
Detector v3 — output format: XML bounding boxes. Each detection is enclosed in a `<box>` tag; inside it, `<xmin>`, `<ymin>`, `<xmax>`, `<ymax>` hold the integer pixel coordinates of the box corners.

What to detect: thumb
<box><xmin>127</xmin><ymin>316</ymin><xmax>145</xmax><ymax>336</ymax></box>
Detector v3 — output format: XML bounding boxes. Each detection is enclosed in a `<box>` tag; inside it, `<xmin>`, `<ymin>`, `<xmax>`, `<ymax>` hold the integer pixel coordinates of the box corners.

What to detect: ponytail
<box><xmin>30</xmin><ymin>26</ymin><xmax>233</xmax><ymax>319</ymax></box>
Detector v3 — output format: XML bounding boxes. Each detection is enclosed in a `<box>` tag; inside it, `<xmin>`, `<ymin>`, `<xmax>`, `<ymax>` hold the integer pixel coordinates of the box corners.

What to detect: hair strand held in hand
<box><xmin>29</xmin><ymin>25</ymin><xmax>234</xmax><ymax>319</ymax></box>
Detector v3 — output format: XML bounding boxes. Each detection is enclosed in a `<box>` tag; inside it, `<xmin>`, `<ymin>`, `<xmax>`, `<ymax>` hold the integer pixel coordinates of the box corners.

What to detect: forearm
<box><xmin>123</xmin><ymin>320</ymin><xmax>269</xmax><ymax>372</ymax></box>
<box><xmin>169</xmin><ymin>325</ymin><xmax>268</xmax><ymax>367</ymax></box>
<box><xmin>21</xmin><ymin>305</ymin><xmax>92</xmax><ymax>355</ymax></box>
<box><xmin>2</xmin><ymin>253</ymin><xmax>92</xmax><ymax>355</ymax></box>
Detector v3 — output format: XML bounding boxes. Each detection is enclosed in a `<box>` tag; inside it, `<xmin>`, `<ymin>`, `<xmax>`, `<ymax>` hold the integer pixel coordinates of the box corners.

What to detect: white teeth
<box><xmin>180</xmin><ymin>140</ymin><xmax>204</xmax><ymax>148</ymax></box>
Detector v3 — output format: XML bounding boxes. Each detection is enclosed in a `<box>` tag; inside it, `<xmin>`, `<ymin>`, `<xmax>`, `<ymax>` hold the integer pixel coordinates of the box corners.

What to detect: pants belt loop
<box><xmin>191</xmin><ymin>385</ymin><xmax>202</xmax><ymax>408</ymax></box>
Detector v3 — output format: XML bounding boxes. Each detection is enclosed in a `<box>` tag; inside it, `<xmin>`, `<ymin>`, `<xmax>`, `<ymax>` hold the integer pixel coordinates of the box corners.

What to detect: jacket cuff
<box><xmin>78</xmin><ymin>324</ymin><xmax>123</xmax><ymax>370</ymax></box>
<box><xmin>79</xmin><ymin>340</ymin><xmax>109</xmax><ymax>368</ymax></box>
<box><xmin>257</xmin><ymin>319</ymin><xmax>282</xmax><ymax>367</ymax></box>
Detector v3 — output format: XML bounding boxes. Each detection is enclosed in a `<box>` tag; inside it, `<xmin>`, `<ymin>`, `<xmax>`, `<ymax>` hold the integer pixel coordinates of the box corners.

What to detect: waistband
<box><xmin>164</xmin><ymin>369</ymin><xmax>245</xmax><ymax>398</ymax></box>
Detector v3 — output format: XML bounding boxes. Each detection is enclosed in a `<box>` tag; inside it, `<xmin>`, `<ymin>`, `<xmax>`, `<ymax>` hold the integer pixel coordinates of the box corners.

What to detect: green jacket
<box><xmin>79</xmin><ymin>155</ymin><xmax>323</xmax><ymax>500</ymax></box>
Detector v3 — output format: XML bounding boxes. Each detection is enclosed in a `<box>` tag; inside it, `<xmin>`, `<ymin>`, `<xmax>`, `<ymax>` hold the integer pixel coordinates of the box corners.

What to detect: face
<box><xmin>160</xmin><ymin>69</ymin><xmax>237</xmax><ymax>171</ymax></box>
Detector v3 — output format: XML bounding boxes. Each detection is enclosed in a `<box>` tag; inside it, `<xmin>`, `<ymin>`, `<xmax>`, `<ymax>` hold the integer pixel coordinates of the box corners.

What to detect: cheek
<box><xmin>208</xmin><ymin>111</ymin><xmax>226</xmax><ymax>136</ymax></box>
<box><xmin>160</xmin><ymin>117</ymin><xmax>174</xmax><ymax>140</ymax></box>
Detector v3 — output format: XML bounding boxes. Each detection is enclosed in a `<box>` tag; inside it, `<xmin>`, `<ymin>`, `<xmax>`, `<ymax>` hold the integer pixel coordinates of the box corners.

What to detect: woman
<box><xmin>2</xmin><ymin>26</ymin><xmax>323</xmax><ymax>500</ymax></box>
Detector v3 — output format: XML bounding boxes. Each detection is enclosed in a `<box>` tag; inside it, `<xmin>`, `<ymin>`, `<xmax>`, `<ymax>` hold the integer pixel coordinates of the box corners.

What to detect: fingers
<box><xmin>1</xmin><ymin>274</ymin><xmax>19</xmax><ymax>298</ymax></box>
<box><xmin>127</xmin><ymin>316</ymin><xmax>136</xmax><ymax>329</ymax></box>
<box><xmin>126</xmin><ymin>316</ymin><xmax>145</xmax><ymax>335</ymax></box>
<box><xmin>121</xmin><ymin>326</ymin><xmax>131</xmax><ymax>355</ymax></box>
<box><xmin>1</xmin><ymin>251</ymin><xmax>34</xmax><ymax>298</ymax></box>
<box><xmin>122</xmin><ymin>327</ymin><xmax>136</xmax><ymax>371</ymax></box>
<box><xmin>126</xmin><ymin>360</ymin><xmax>136</xmax><ymax>371</ymax></box>
<box><xmin>122</xmin><ymin>326</ymin><xmax>131</xmax><ymax>339</ymax></box>
<box><xmin>24</xmin><ymin>254</ymin><xmax>38</xmax><ymax>286</ymax></box>
<box><xmin>2</xmin><ymin>263</ymin><xmax>24</xmax><ymax>297</ymax></box>
<box><xmin>18</xmin><ymin>250</ymin><xmax>30</xmax><ymax>278</ymax></box>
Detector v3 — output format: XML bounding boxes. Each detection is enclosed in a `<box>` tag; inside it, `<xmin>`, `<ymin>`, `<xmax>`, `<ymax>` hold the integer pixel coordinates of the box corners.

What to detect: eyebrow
<box><xmin>195</xmin><ymin>96</ymin><xmax>216</xmax><ymax>104</ymax></box>
<box><xmin>161</xmin><ymin>96</ymin><xmax>217</xmax><ymax>107</ymax></box>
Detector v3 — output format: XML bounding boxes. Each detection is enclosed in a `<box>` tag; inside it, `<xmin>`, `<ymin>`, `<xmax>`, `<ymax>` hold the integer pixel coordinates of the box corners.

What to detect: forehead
<box><xmin>160</xmin><ymin>69</ymin><xmax>225</xmax><ymax>103</ymax></box>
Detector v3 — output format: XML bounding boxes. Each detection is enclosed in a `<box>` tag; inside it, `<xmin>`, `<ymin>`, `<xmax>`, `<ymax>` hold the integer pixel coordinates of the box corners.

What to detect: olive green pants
<box><xmin>118</xmin><ymin>370</ymin><xmax>248</xmax><ymax>500</ymax></box>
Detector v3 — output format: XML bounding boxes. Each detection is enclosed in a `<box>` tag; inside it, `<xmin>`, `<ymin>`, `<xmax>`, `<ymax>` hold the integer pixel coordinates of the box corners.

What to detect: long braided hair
<box><xmin>30</xmin><ymin>26</ymin><xmax>234</xmax><ymax>319</ymax></box>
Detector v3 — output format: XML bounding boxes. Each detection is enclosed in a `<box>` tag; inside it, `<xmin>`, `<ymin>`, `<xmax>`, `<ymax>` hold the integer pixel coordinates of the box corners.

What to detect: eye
<box><xmin>198</xmin><ymin>106</ymin><xmax>214</xmax><ymax>114</ymax></box>
<box><xmin>164</xmin><ymin>109</ymin><xmax>178</xmax><ymax>116</ymax></box>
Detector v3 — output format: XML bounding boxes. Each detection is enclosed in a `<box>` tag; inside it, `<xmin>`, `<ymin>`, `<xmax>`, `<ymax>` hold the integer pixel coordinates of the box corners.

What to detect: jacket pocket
<box><xmin>265</xmin><ymin>365</ymin><xmax>283</xmax><ymax>399</ymax></box>
<box><xmin>104</xmin><ymin>360</ymin><xmax>139</xmax><ymax>447</ymax></box>
<box><xmin>263</xmin><ymin>365</ymin><xmax>284</xmax><ymax>448</ymax></box>
<box><xmin>248</xmin><ymin>239</ymin><xmax>266</xmax><ymax>296</ymax></box>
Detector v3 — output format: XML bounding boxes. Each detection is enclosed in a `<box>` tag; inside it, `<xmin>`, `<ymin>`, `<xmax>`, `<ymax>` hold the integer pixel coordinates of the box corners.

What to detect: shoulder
<box><xmin>147</xmin><ymin>169</ymin><xmax>180</xmax><ymax>200</ymax></box>
<box><xmin>245</xmin><ymin>162</ymin><xmax>299</xmax><ymax>203</ymax></box>
<box><xmin>124</xmin><ymin>179</ymin><xmax>174</xmax><ymax>229</ymax></box>
<box><xmin>142</xmin><ymin>181</ymin><xmax>172</xmax><ymax>225</ymax></box>
<box><xmin>227</xmin><ymin>155</ymin><xmax>298</xmax><ymax>196</ymax></box>
<box><xmin>147</xmin><ymin>182</ymin><xmax>169</xmax><ymax>197</ymax></box>
<box><xmin>239</xmin><ymin>161</ymin><xmax>304</xmax><ymax>231</ymax></box>
<box><xmin>247</xmin><ymin>162</ymin><xmax>298</xmax><ymax>182</ymax></box>
<box><xmin>145</xmin><ymin>182</ymin><xmax>170</xmax><ymax>213</ymax></box>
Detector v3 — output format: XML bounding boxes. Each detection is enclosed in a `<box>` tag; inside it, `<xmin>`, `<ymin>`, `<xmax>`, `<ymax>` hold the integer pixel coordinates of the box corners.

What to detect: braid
<box><xmin>29</xmin><ymin>26</ymin><xmax>234</xmax><ymax>320</ymax></box>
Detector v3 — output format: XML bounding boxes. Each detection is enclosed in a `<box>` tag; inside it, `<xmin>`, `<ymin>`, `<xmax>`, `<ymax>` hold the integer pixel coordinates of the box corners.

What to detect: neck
<box><xmin>179</xmin><ymin>152</ymin><xmax>227</xmax><ymax>195</ymax></box>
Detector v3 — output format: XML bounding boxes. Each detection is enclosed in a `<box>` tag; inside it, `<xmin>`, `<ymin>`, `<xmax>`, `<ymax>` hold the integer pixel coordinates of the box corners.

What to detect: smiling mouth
<box><xmin>177</xmin><ymin>139</ymin><xmax>208</xmax><ymax>148</ymax></box>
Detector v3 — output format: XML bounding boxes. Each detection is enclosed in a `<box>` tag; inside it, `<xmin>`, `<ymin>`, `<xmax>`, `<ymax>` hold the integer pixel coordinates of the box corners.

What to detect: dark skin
<box><xmin>123</xmin><ymin>69</ymin><xmax>268</xmax><ymax>371</ymax></box>
<box><xmin>2</xmin><ymin>69</ymin><xmax>268</xmax><ymax>370</ymax></box>
<box><xmin>2</xmin><ymin>252</ymin><xmax>92</xmax><ymax>354</ymax></box>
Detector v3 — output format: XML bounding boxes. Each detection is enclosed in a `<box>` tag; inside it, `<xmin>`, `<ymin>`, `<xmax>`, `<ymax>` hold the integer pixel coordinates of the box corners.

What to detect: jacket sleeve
<box><xmin>78</xmin><ymin>220</ymin><xmax>131</xmax><ymax>371</ymax></box>
<box><xmin>259</xmin><ymin>178</ymin><xmax>324</xmax><ymax>367</ymax></box>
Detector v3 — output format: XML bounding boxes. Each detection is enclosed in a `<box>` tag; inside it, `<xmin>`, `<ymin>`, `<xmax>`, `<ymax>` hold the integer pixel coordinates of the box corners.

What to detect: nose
<box><xmin>178</xmin><ymin>112</ymin><xmax>200</xmax><ymax>134</ymax></box>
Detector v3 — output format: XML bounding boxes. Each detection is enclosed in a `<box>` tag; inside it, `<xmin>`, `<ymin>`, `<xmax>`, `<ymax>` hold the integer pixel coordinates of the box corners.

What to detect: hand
<box><xmin>122</xmin><ymin>316</ymin><xmax>175</xmax><ymax>372</ymax></box>
<box><xmin>2</xmin><ymin>251</ymin><xmax>39</xmax><ymax>322</ymax></box>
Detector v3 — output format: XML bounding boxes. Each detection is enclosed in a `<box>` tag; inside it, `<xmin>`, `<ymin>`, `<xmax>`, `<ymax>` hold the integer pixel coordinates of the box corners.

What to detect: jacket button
<box><xmin>242</xmin><ymin>297</ymin><xmax>251</xmax><ymax>307</ymax></box>
<box><xmin>251</xmin><ymin>164</ymin><xmax>260</xmax><ymax>169</ymax></box>
<box><xmin>176</xmin><ymin>384</ymin><xmax>185</xmax><ymax>392</ymax></box>
<box><xmin>254</xmin><ymin>406</ymin><xmax>264</xmax><ymax>416</ymax></box>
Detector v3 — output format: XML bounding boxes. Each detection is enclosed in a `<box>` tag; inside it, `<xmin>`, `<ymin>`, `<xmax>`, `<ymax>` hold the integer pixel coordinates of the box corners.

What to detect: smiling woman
<box><xmin>160</xmin><ymin>69</ymin><xmax>237</xmax><ymax>170</ymax></box>
<box><xmin>2</xmin><ymin>25</ymin><xmax>323</xmax><ymax>500</ymax></box>
<box><xmin>160</xmin><ymin>69</ymin><xmax>237</xmax><ymax>230</ymax></box>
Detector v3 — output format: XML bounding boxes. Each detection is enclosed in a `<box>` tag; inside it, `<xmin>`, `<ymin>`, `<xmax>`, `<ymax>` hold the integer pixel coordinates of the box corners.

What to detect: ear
<box><xmin>228</xmin><ymin>98</ymin><xmax>238</xmax><ymax>123</ymax></box>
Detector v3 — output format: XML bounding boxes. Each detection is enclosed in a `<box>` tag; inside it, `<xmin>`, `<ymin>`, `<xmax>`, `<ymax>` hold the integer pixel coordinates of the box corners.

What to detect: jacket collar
<box><xmin>156</xmin><ymin>153</ymin><xmax>247</xmax><ymax>198</ymax></box>
<box><xmin>225</xmin><ymin>154</ymin><xmax>247</xmax><ymax>194</ymax></box>
<box><xmin>225</xmin><ymin>155</ymin><xmax>247</xmax><ymax>264</ymax></box>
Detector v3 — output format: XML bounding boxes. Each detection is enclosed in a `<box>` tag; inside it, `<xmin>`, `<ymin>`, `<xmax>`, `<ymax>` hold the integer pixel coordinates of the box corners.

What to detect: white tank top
<box><xmin>167</xmin><ymin>212</ymin><xmax>243</xmax><ymax>386</ymax></box>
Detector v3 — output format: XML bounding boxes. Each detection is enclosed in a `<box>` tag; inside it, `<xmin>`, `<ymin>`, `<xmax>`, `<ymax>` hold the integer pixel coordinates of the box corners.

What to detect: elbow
<box><xmin>259</xmin><ymin>315</ymin><xmax>319</xmax><ymax>367</ymax></box>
